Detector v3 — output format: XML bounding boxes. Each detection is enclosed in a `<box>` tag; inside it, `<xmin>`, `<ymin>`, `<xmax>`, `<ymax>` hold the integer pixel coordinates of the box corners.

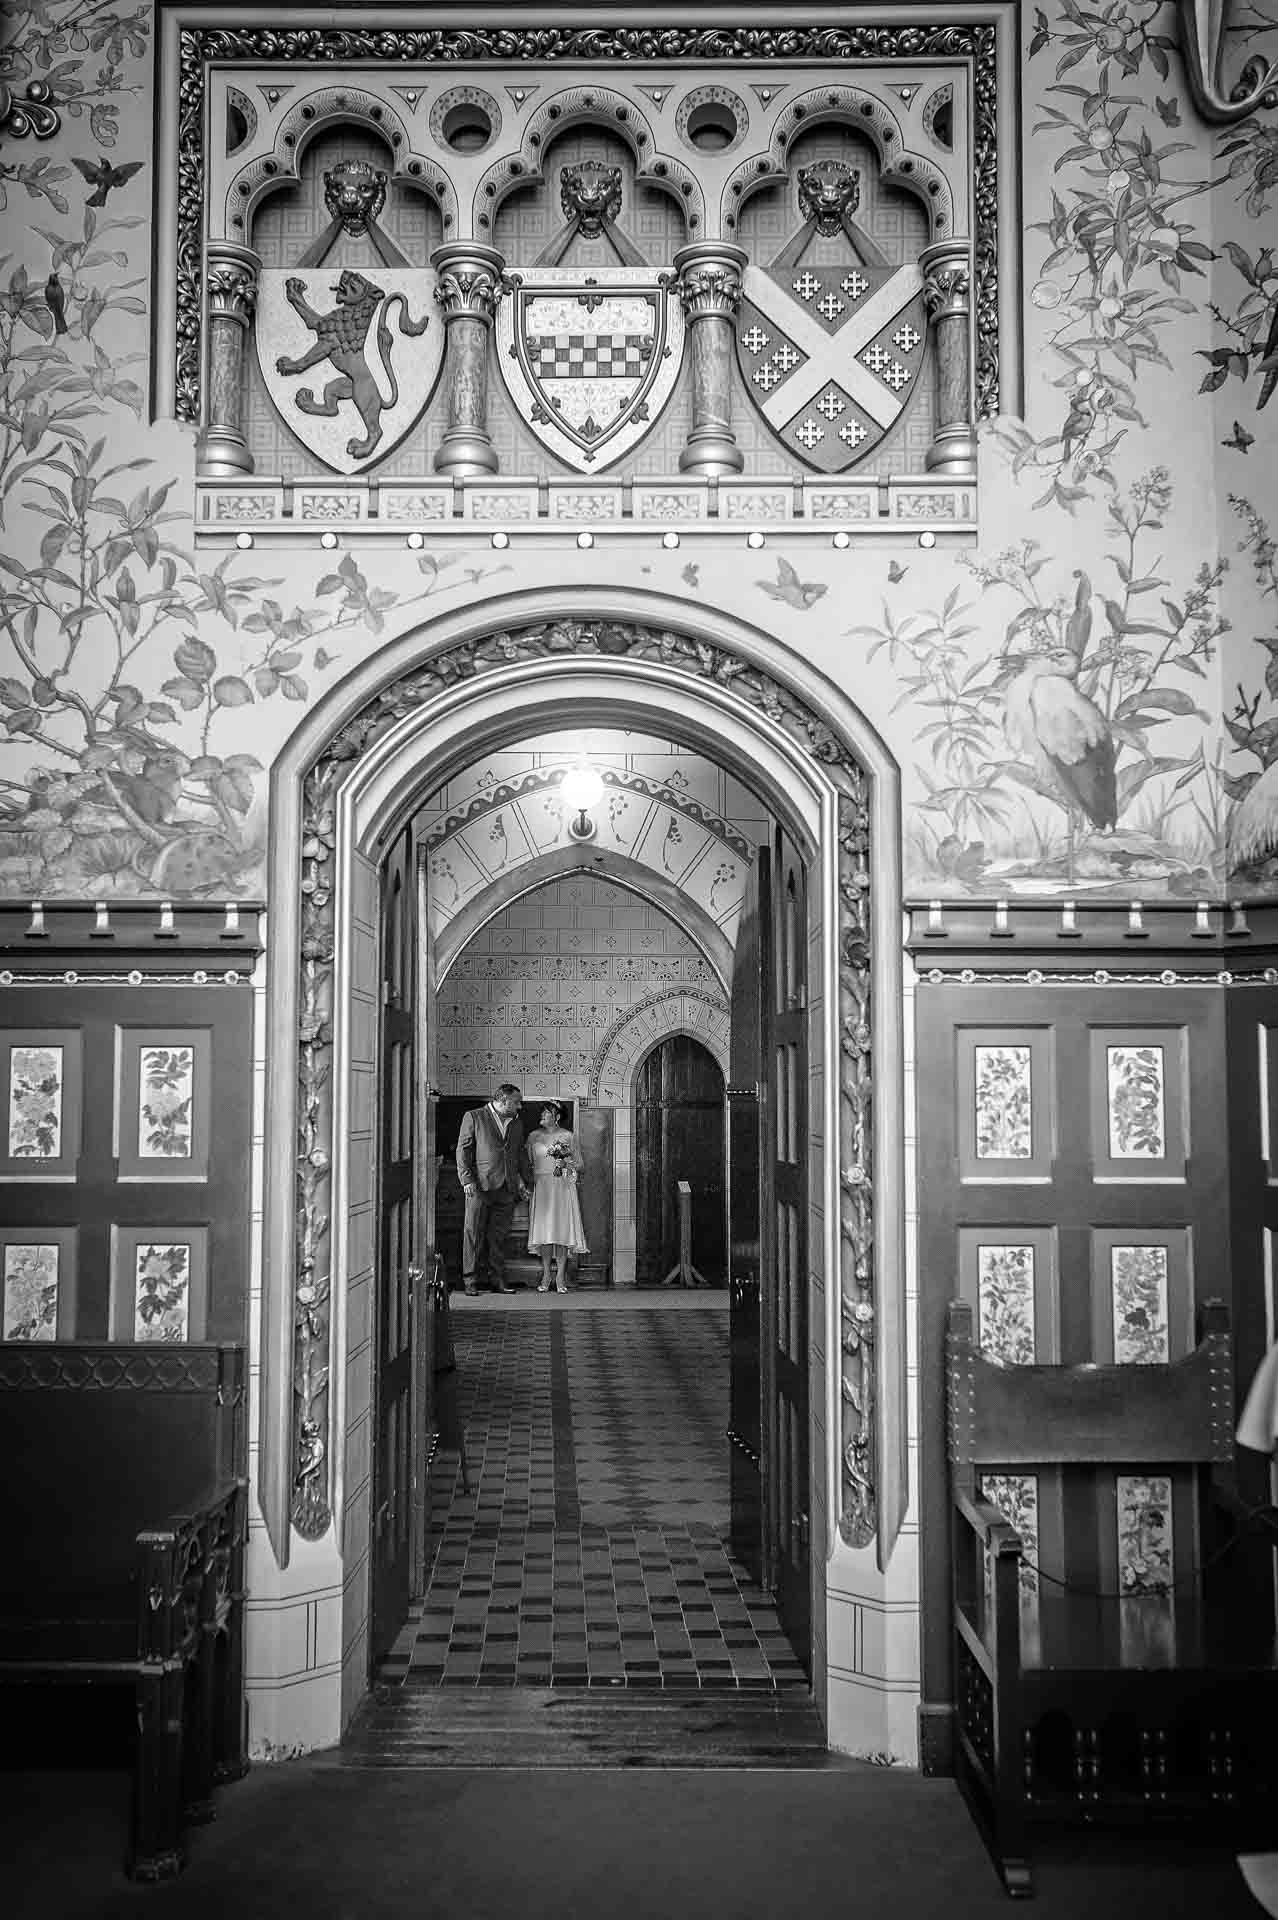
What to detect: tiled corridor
<box><xmin>380</xmin><ymin>1294</ymin><xmax>807</xmax><ymax>1691</ymax></box>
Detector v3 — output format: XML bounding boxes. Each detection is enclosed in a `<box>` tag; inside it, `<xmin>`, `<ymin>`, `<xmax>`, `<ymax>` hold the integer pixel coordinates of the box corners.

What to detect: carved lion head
<box><xmin>559</xmin><ymin>161</ymin><xmax>623</xmax><ymax>238</ymax></box>
<box><xmin>331</xmin><ymin>269</ymin><xmax>381</xmax><ymax>307</ymax></box>
<box><xmin>323</xmin><ymin>160</ymin><xmax>388</xmax><ymax>236</ymax></box>
<box><xmin>797</xmin><ymin>159</ymin><xmax>860</xmax><ymax>237</ymax></box>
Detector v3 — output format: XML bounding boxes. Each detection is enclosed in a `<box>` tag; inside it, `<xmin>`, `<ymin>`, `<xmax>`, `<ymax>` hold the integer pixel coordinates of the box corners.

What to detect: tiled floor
<box><xmin>381</xmin><ymin>1293</ymin><xmax>807</xmax><ymax>1692</ymax></box>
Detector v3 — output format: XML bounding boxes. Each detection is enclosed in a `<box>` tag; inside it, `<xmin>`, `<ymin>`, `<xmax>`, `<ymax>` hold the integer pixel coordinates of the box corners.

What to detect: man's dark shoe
<box><xmin>463</xmin><ymin>1282</ymin><xmax>478</xmax><ymax>1296</ymax></box>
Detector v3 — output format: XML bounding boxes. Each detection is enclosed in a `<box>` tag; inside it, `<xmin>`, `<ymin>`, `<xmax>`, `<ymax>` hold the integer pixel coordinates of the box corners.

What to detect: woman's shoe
<box><xmin>554</xmin><ymin>1280</ymin><xmax>568</xmax><ymax>1294</ymax></box>
<box><xmin>537</xmin><ymin>1277</ymin><xmax>551</xmax><ymax>1294</ymax></box>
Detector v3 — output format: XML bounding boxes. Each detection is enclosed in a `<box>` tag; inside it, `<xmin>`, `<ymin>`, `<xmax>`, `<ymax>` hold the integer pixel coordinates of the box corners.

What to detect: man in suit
<box><xmin>455</xmin><ymin>1083</ymin><xmax>533</xmax><ymax>1295</ymax></box>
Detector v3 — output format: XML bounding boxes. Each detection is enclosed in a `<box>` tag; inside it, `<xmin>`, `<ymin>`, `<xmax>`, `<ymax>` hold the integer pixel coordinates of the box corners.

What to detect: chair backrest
<box><xmin>946</xmin><ymin>1297</ymin><xmax>1234</xmax><ymax>1471</ymax></box>
<box><xmin>0</xmin><ymin>1342</ymin><xmax>244</xmax><ymax>1616</ymax></box>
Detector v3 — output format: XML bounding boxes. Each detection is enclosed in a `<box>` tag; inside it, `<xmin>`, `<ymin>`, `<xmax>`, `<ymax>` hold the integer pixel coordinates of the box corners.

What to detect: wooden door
<box><xmin>409</xmin><ymin>843</ymin><xmax>440</xmax><ymax>1599</ymax></box>
<box><xmin>372</xmin><ymin>823</ymin><xmax>417</xmax><ymax>1662</ymax></box>
<box><xmin>727</xmin><ymin>847</ymin><xmax>770</xmax><ymax>1582</ymax></box>
<box><xmin>636</xmin><ymin>1036</ymin><xmax>726</xmax><ymax>1284</ymax></box>
<box><xmin>769</xmin><ymin>830</ymin><xmax>810</xmax><ymax>1670</ymax></box>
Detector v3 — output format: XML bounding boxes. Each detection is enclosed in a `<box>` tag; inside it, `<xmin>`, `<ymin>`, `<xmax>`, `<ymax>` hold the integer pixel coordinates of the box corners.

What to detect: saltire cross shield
<box><xmin>736</xmin><ymin>254</ymin><xmax>927</xmax><ymax>473</ymax></box>
<box><xmin>496</xmin><ymin>267</ymin><xmax>684</xmax><ymax>473</ymax></box>
<box><xmin>255</xmin><ymin>267</ymin><xmax>443</xmax><ymax>476</ymax></box>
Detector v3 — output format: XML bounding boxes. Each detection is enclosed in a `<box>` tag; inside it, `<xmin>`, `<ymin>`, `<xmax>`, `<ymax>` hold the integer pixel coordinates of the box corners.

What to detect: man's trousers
<box><xmin>462</xmin><ymin>1186</ymin><xmax>517</xmax><ymax>1291</ymax></box>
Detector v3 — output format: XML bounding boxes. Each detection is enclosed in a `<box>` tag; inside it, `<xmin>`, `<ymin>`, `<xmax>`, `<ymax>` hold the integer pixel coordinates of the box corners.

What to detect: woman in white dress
<box><xmin>526</xmin><ymin>1102</ymin><xmax>588</xmax><ymax>1294</ymax></box>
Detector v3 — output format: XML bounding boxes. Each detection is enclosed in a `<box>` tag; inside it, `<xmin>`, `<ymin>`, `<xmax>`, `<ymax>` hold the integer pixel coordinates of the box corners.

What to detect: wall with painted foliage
<box><xmin>0</xmin><ymin>0</ymin><xmax>1274</xmax><ymax>904</ymax></box>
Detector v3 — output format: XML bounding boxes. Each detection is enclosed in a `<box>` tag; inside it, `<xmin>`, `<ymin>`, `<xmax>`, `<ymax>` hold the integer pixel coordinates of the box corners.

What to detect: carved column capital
<box><xmin>206</xmin><ymin>243</ymin><xmax>260</xmax><ymax>329</ymax></box>
<box><xmin>920</xmin><ymin>240</ymin><xmax>975</xmax><ymax>482</ymax></box>
<box><xmin>674</xmin><ymin>242</ymin><xmax>746</xmax><ymax>320</ymax></box>
<box><xmin>921</xmin><ymin>243</ymin><xmax>971</xmax><ymax>323</ymax></box>
<box><xmin>431</xmin><ymin>244</ymin><xmax>508</xmax><ymax>325</ymax></box>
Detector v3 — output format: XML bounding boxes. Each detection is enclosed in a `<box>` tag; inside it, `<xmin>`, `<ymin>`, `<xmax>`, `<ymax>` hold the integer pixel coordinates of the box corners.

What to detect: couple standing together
<box><xmin>456</xmin><ymin>1083</ymin><xmax>588</xmax><ymax>1295</ymax></box>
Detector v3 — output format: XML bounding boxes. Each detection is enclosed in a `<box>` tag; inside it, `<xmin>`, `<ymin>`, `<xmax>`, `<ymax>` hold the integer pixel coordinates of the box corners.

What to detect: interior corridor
<box><xmin>378</xmin><ymin>1293</ymin><xmax>807</xmax><ymax>1692</ymax></box>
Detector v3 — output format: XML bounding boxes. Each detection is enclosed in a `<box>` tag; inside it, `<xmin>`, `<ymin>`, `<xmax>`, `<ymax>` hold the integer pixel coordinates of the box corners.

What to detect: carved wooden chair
<box><xmin>946</xmin><ymin>1298</ymin><xmax>1278</xmax><ymax>1897</ymax></box>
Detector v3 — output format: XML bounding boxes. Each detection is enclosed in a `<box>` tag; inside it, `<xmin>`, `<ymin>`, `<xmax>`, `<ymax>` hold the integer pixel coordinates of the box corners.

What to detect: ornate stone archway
<box><xmin>259</xmin><ymin>594</ymin><xmax>905</xmax><ymax>1623</ymax></box>
<box><xmin>590</xmin><ymin>987</ymin><xmax>730</xmax><ymax>1105</ymax></box>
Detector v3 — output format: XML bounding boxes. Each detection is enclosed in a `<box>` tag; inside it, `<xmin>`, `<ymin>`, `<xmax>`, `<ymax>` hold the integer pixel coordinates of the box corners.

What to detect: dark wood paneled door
<box><xmin>769</xmin><ymin>829</ymin><xmax>810</xmax><ymax>1671</ymax></box>
<box><xmin>727</xmin><ymin>847</ymin><xmax>770</xmax><ymax>1583</ymax></box>
<box><xmin>635</xmin><ymin>1036</ymin><xmax>726</xmax><ymax>1285</ymax></box>
<box><xmin>372</xmin><ymin>822</ymin><xmax>417</xmax><ymax>1663</ymax></box>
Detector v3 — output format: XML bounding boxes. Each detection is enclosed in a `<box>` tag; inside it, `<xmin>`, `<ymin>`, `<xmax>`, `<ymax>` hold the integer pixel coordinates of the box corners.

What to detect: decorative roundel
<box><xmin>675</xmin><ymin>84</ymin><xmax>748</xmax><ymax>157</ymax></box>
<box><xmin>225</xmin><ymin>86</ymin><xmax>258</xmax><ymax>157</ymax></box>
<box><xmin>429</xmin><ymin>85</ymin><xmax>502</xmax><ymax>157</ymax></box>
<box><xmin>922</xmin><ymin>82</ymin><xmax>954</xmax><ymax>152</ymax></box>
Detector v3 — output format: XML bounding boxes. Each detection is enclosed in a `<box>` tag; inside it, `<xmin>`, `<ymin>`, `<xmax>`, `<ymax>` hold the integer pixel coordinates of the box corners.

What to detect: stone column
<box><xmin>196</xmin><ymin>243</ymin><xmax>260</xmax><ymax>477</ymax></box>
<box><xmin>673</xmin><ymin>242</ymin><xmax>747</xmax><ymax>478</ymax></box>
<box><xmin>431</xmin><ymin>243</ymin><xmax>507</xmax><ymax>478</ymax></box>
<box><xmin>921</xmin><ymin>240</ymin><xmax>977</xmax><ymax>481</ymax></box>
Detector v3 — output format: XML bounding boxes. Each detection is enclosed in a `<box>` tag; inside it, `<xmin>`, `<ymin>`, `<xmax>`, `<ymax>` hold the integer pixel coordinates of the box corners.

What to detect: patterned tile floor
<box><xmin>381</xmin><ymin>1294</ymin><xmax>807</xmax><ymax>1692</ymax></box>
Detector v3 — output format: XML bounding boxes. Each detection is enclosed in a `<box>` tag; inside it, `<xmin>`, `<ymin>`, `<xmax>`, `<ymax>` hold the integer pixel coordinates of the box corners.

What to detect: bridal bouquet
<box><xmin>550</xmin><ymin>1139</ymin><xmax>575</xmax><ymax>1180</ymax></box>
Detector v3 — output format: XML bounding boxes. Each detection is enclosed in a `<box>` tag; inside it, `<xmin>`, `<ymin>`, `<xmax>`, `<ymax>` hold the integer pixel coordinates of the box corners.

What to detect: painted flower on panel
<box><xmin>1106</xmin><ymin>1044</ymin><xmax>1166</xmax><ymax>1156</ymax></box>
<box><xmin>133</xmin><ymin>1243</ymin><xmax>190</xmax><ymax>1342</ymax></box>
<box><xmin>137</xmin><ymin>1046</ymin><xmax>194</xmax><ymax>1158</ymax></box>
<box><xmin>1117</xmin><ymin>1473</ymin><xmax>1173</xmax><ymax>1595</ymax></box>
<box><xmin>2</xmin><ymin>1243</ymin><xmax>58</xmax><ymax>1341</ymax></box>
<box><xmin>1110</xmin><ymin>1243</ymin><xmax>1170</xmax><ymax>1363</ymax></box>
<box><xmin>977</xmin><ymin>1245</ymin><xmax>1037</xmax><ymax>1366</ymax></box>
<box><xmin>7</xmin><ymin>1045</ymin><xmax>63</xmax><ymax>1158</ymax></box>
<box><xmin>974</xmin><ymin>1045</ymin><xmax>1033</xmax><ymax>1158</ymax></box>
<box><xmin>980</xmin><ymin>1471</ymin><xmax>1040</xmax><ymax>1600</ymax></box>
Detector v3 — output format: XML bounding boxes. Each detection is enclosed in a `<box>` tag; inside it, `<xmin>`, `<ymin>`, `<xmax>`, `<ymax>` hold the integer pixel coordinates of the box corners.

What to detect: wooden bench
<box><xmin>946</xmin><ymin>1298</ymin><xmax>1278</xmax><ymax>1897</ymax></box>
<box><xmin>0</xmin><ymin>1342</ymin><xmax>248</xmax><ymax>1880</ymax></box>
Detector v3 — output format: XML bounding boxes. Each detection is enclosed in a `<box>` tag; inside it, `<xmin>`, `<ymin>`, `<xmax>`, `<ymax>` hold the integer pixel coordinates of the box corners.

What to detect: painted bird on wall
<box><xmin>1002</xmin><ymin>645</ymin><xmax>1118</xmax><ymax>831</ymax></box>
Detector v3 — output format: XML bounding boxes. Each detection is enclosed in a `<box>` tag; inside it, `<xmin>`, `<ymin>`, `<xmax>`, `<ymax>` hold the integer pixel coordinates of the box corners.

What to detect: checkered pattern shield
<box><xmin>735</xmin><ymin>258</ymin><xmax>927</xmax><ymax>474</ymax></box>
<box><xmin>496</xmin><ymin>268</ymin><xmax>686</xmax><ymax>474</ymax></box>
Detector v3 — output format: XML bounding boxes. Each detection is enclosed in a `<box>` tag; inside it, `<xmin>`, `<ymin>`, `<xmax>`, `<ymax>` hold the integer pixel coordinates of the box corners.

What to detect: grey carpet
<box><xmin>0</xmin><ymin>1763</ymin><xmax>1265</xmax><ymax>1920</ymax></box>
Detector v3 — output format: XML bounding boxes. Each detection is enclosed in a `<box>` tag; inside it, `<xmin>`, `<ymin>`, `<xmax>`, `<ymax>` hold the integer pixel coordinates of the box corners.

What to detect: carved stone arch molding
<box><xmin>218</xmin><ymin>89</ymin><xmax>459</xmax><ymax>248</ymax></box>
<box><xmin>720</xmin><ymin>82</ymin><xmax>956</xmax><ymax>243</ymax></box>
<box><xmin>472</xmin><ymin>85</ymin><xmax>703</xmax><ymax>243</ymax></box>
<box><xmin>259</xmin><ymin>587</ymin><xmax>905</xmax><ymax>1584</ymax></box>
<box><xmin>591</xmin><ymin>988</ymin><xmax>731</xmax><ymax>1105</ymax></box>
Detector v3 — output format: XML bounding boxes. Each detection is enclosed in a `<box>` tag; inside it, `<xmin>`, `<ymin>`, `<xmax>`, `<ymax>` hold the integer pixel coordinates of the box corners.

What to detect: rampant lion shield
<box><xmin>255</xmin><ymin>267</ymin><xmax>444</xmax><ymax>476</ymax></box>
<box><xmin>496</xmin><ymin>268</ymin><xmax>684</xmax><ymax>473</ymax></box>
<box><xmin>735</xmin><ymin>162</ymin><xmax>928</xmax><ymax>474</ymax></box>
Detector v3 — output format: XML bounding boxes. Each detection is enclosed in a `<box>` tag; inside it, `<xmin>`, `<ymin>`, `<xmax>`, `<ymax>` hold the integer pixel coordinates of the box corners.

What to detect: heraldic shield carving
<box><xmin>254</xmin><ymin>162</ymin><xmax>444</xmax><ymax>475</ymax></box>
<box><xmin>495</xmin><ymin>163</ymin><xmax>685</xmax><ymax>473</ymax></box>
<box><xmin>736</xmin><ymin>160</ymin><xmax>927</xmax><ymax>474</ymax></box>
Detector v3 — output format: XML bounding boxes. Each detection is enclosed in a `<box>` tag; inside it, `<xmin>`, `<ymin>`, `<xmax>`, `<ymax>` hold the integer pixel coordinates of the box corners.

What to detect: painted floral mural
<box><xmin>0</xmin><ymin>0</ymin><xmax>1272</xmax><ymax>903</ymax></box>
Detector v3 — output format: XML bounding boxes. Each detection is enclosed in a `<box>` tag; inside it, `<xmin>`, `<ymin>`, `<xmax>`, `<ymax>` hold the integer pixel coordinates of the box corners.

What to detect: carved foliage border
<box><xmin>176</xmin><ymin>21</ymin><xmax>1001</xmax><ymax>424</ymax></box>
<box><xmin>292</xmin><ymin>620</ymin><xmax>877</xmax><ymax>1549</ymax></box>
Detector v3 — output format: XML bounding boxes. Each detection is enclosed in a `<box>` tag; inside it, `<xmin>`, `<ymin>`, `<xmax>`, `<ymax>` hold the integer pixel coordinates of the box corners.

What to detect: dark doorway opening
<box><xmin>635</xmin><ymin>1036</ymin><xmax>727</xmax><ymax>1287</ymax></box>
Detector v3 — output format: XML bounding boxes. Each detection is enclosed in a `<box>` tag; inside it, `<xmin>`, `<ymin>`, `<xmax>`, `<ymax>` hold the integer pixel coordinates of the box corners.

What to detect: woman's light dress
<box><xmin>526</xmin><ymin>1128</ymin><xmax>589</xmax><ymax>1254</ymax></box>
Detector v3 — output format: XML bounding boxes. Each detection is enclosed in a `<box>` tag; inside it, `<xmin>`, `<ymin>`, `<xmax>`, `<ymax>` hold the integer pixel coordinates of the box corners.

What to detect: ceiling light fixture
<box><xmin>561</xmin><ymin>764</ymin><xmax>605</xmax><ymax>841</ymax></box>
